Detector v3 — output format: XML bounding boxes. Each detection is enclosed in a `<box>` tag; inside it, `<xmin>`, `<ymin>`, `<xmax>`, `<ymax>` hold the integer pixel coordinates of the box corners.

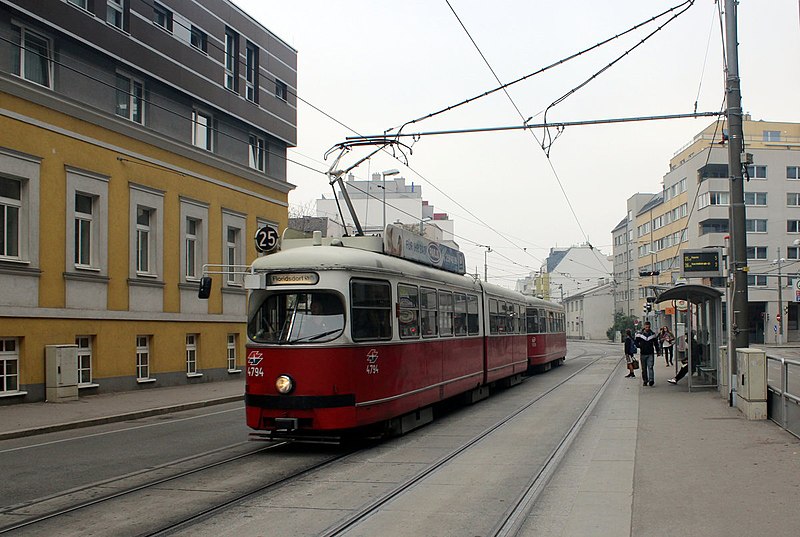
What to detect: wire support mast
<box><xmin>323</xmin><ymin>139</ymin><xmax>413</xmax><ymax>236</ymax></box>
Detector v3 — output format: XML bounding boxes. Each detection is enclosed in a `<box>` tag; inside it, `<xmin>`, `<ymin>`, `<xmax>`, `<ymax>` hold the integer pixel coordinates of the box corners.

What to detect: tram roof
<box><xmin>252</xmin><ymin>241</ymin><xmax>482</xmax><ymax>290</ymax></box>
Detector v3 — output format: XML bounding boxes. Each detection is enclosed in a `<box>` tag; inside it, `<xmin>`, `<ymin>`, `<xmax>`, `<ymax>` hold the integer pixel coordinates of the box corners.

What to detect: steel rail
<box><xmin>318</xmin><ymin>348</ymin><xmax>610</xmax><ymax>537</ymax></box>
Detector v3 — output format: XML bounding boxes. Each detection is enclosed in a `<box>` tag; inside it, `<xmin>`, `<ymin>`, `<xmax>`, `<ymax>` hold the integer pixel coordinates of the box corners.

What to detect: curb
<box><xmin>0</xmin><ymin>395</ymin><xmax>243</xmax><ymax>441</ymax></box>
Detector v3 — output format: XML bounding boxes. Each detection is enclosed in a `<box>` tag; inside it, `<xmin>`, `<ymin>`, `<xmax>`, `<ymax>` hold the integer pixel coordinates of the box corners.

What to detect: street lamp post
<box><xmin>381</xmin><ymin>169</ymin><xmax>400</xmax><ymax>232</ymax></box>
<box><xmin>477</xmin><ymin>244</ymin><xmax>492</xmax><ymax>282</ymax></box>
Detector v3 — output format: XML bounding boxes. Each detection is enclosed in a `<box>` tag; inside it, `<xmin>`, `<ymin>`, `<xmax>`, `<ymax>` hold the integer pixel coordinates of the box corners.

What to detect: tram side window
<box><xmin>398</xmin><ymin>284</ymin><xmax>419</xmax><ymax>339</ymax></box>
<box><xmin>467</xmin><ymin>294</ymin><xmax>480</xmax><ymax>335</ymax></box>
<box><xmin>439</xmin><ymin>290</ymin><xmax>454</xmax><ymax>336</ymax></box>
<box><xmin>503</xmin><ymin>301</ymin><xmax>513</xmax><ymax>333</ymax></box>
<box><xmin>516</xmin><ymin>304</ymin><xmax>524</xmax><ymax>334</ymax></box>
<box><xmin>420</xmin><ymin>287</ymin><xmax>438</xmax><ymax>337</ymax></box>
<box><xmin>548</xmin><ymin>311</ymin><xmax>555</xmax><ymax>333</ymax></box>
<box><xmin>351</xmin><ymin>280</ymin><xmax>392</xmax><ymax>341</ymax></box>
<box><xmin>453</xmin><ymin>293</ymin><xmax>467</xmax><ymax>336</ymax></box>
<box><xmin>489</xmin><ymin>299</ymin><xmax>499</xmax><ymax>334</ymax></box>
<box><xmin>527</xmin><ymin>307</ymin><xmax>540</xmax><ymax>333</ymax></box>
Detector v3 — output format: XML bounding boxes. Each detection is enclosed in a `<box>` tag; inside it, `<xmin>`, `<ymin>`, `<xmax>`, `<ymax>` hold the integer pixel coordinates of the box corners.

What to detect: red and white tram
<box><xmin>241</xmin><ymin>227</ymin><xmax>566</xmax><ymax>440</ymax></box>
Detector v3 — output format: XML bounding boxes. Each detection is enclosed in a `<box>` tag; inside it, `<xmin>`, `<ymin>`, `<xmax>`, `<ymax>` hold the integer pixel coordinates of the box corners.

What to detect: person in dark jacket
<box><xmin>623</xmin><ymin>329</ymin><xmax>637</xmax><ymax>378</ymax></box>
<box><xmin>635</xmin><ymin>321</ymin><xmax>660</xmax><ymax>386</ymax></box>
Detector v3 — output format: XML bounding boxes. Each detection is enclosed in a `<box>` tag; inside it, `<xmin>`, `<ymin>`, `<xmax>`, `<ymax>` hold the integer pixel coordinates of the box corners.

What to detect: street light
<box><xmin>381</xmin><ymin>169</ymin><xmax>400</xmax><ymax>232</ymax></box>
<box><xmin>477</xmin><ymin>244</ymin><xmax>492</xmax><ymax>282</ymax></box>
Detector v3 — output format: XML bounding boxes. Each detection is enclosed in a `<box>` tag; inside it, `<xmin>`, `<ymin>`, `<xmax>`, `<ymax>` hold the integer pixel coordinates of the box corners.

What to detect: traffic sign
<box><xmin>254</xmin><ymin>224</ymin><xmax>279</xmax><ymax>253</ymax></box>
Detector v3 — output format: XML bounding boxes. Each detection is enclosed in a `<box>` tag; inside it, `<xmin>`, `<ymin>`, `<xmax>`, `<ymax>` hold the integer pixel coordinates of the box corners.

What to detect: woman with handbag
<box><xmin>624</xmin><ymin>329</ymin><xmax>638</xmax><ymax>378</ymax></box>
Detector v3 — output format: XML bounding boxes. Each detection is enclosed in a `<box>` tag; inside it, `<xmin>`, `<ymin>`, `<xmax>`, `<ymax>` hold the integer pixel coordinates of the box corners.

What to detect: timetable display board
<box><xmin>681</xmin><ymin>248</ymin><xmax>723</xmax><ymax>278</ymax></box>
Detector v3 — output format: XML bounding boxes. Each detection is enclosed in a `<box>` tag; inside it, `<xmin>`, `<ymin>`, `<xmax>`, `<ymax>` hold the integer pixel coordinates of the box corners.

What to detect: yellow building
<box><xmin>1</xmin><ymin>1</ymin><xmax>295</xmax><ymax>402</ymax></box>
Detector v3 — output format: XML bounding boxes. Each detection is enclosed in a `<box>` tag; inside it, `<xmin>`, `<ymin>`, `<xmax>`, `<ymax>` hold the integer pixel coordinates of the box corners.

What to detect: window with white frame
<box><xmin>763</xmin><ymin>130</ymin><xmax>781</xmax><ymax>142</ymax></box>
<box><xmin>136</xmin><ymin>206</ymin><xmax>153</xmax><ymax>274</ymax></box>
<box><xmin>746</xmin><ymin>246</ymin><xmax>767</xmax><ymax>260</ymax></box>
<box><xmin>224</xmin><ymin>29</ymin><xmax>238</xmax><ymax>91</ymax></box>
<box><xmin>747</xmin><ymin>275</ymin><xmax>768</xmax><ymax>287</ymax></box>
<box><xmin>76</xmin><ymin>336</ymin><xmax>92</xmax><ymax>385</ymax></box>
<box><xmin>180</xmin><ymin>198</ymin><xmax>207</xmax><ymax>284</ymax></box>
<box><xmin>0</xmin><ymin>338</ymin><xmax>19</xmax><ymax>393</ymax></box>
<box><xmin>130</xmin><ymin>185</ymin><xmax>163</xmax><ymax>279</ymax></box>
<box><xmin>0</xmin><ymin>177</ymin><xmax>21</xmax><ymax>259</ymax></box>
<box><xmin>745</xmin><ymin>219</ymin><xmax>767</xmax><ymax>233</ymax></box>
<box><xmin>248</xmin><ymin>134</ymin><xmax>266</xmax><ymax>172</ymax></box>
<box><xmin>185</xmin><ymin>217</ymin><xmax>199</xmax><ymax>279</ymax></box>
<box><xmin>275</xmin><ymin>79</ymin><xmax>288</xmax><ymax>101</ymax></box>
<box><xmin>66</xmin><ymin>167</ymin><xmax>108</xmax><ymax>275</ymax></box>
<box><xmin>12</xmin><ymin>26</ymin><xmax>52</xmax><ymax>88</ymax></box>
<box><xmin>226</xmin><ymin>226</ymin><xmax>240</xmax><ymax>284</ymax></box>
<box><xmin>153</xmin><ymin>3</ymin><xmax>172</xmax><ymax>32</ymax></box>
<box><xmin>747</xmin><ymin>165</ymin><xmax>767</xmax><ymax>179</ymax></box>
<box><xmin>245</xmin><ymin>42</ymin><xmax>258</xmax><ymax>102</ymax></box>
<box><xmin>699</xmin><ymin>191</ymin><xmax>729</xmax><ymax>209</ymax></box>
<box><xmin>744</xmin><ymin>192</ymin><xmax>767</xmax><ymax>206</ymax></box>
<box><xmin>227</xmin><ymin>333</ymin><xmax>237</xmax><ymax>371</ymax></box>
<box><xmin>136</xmin><ymin>335</ymin><xmax>150</xmax><ymax>380</ymax></box>
<box><xmin>106</xmin><ymin>0</ymin><xmax>126</xmax><ymax>30</ymax></box>
<box><xmin>186</xmin><ymin>334</ymin><xmax>198</xmax><ymax>374</ymax></box>
<box><xmin>788</xmin><ymin>166</ymin><xmax>800</xmax><ymax>180</ymax></box>
<box><xmin>788</xmin><ymin>247</ymin><xmax>800</xmax><ymax>260</ymax></box>
<box><xmin>74</xmin><ymin>193</ymin><xmax>93</xmax><ymax>267</ymax></box>
<box><xmin>788</xmin><ymin>193</ymin><xmax>800</xmax><ymax>207</ymax></box>
<box><xmin>788</xmin><ymin>220</ymin><xmax>800</xmax><ymax>233</ymax></box>
<box><xmin>115</xmin><ymin>74</ymin><xmax>144</xmax><ymax>124</ymax></box>
<box><xmin>192</xmin><ymin>110</ymin><xmax>213</xmax><ymax>150</ymax></box>
<box><xmin>67</xmin><ymin>0</ymin><xmax>88</xmax><ymax>9</ymax></box>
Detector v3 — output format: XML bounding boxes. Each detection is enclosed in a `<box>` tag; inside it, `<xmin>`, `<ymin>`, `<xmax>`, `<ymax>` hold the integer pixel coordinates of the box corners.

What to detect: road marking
<box><xmin>0</xmin><ymin>406</ymin><xmax>243</xmax><ymax>454</ymax></box>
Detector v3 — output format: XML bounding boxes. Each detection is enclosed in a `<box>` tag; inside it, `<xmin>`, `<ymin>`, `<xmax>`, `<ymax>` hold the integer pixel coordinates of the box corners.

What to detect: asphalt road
<box><xmin>0</xmin><ymin>401</ymin><xmax>250</xmax><ymax>508</ymax></box>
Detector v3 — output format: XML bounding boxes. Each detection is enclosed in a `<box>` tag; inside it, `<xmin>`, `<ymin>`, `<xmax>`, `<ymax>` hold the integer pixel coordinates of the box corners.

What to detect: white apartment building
<box><xmin>564</xmin><ymin>282</ymin><xmax>614</xmax><ymax>340</ymax></box>
<box><xmin>315</xmin><ymin>173</ymin><xmax>455</xmax><ymax>244</ymax></box>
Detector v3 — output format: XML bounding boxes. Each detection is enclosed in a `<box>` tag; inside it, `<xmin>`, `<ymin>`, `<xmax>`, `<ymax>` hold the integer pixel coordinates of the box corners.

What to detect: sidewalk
<box><xmin>524</xmin><ymin>358</ymin><xmax>800</xmax><ymax>536</ymax></box>
<box><xmin>0</xmin><ymin>378</ymin><xmax>244</xmax><ymax>441</ymax></box>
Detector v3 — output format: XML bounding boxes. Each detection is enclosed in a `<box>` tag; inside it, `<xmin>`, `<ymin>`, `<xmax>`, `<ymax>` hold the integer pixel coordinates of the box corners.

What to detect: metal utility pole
<box><xmin>477</xmin><ymin>245</ymin><xmax>491</xmax><ymax>282</ymax></box>
<box><xmin>776</xmin><ymin>248</ymin><xmax>784</xmax><ymax>345</ymax></box>
<box><xmin>725</xmin><ymin>0</ymin><xmax>749</xmax><ymax>373</ymax></box>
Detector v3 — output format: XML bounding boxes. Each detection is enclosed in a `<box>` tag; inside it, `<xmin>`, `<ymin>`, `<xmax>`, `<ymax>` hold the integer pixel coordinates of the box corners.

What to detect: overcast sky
<box><xmin>232</xmin><ymin>0</ymin><xmax>800</xmax><ymax>287</ymax></box>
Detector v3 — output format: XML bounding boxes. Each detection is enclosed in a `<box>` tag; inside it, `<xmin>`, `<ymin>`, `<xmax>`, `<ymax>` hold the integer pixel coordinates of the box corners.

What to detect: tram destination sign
<box><xmin>681</xmin><ymin>248</ymin><xmax>723</xmax><ymax>278</ymax></box>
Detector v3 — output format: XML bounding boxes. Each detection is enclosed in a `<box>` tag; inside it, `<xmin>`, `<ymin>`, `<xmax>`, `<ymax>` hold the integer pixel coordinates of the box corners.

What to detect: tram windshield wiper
<box><xmin>291</xmin><ymin>329</ymin><xmax>343</xmax><ymax>343</ymax></box>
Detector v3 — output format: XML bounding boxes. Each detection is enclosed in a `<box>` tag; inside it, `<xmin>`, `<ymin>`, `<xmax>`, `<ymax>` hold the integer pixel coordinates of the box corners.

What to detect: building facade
<box><xmin>529</xmin><ymin>245</ymin><xmax>612</xmax><ymax>303</ymax></box>
<box><xmin>315</xmin><ymin>173</ymin><xmax>456</xmax><ymax>244</ymax></box>
<box><xmin>612</xmin><ymin>192</ymin><xmax>655</xmax><ymax>318</ymax></box>
<box><xmin>564</xmin><ymin>282</ymin><xmax>614</xmax><ymax>340</ymax></box>
<box><xmin>664</xmin><ymin>117</ymin><xmax>800</xmax><ymax>343</ymax></box>
<box><xmin>0</xmin><ymin>0</ymin><xmax>296</xmax><ymax>402</ymax></box>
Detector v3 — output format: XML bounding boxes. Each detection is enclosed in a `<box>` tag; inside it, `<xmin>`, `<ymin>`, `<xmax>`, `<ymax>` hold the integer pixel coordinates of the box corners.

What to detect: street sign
<box><xmin>254</xmin><ymin>224</ymin><xmax>279</xmax><ymax>253</ymax></box>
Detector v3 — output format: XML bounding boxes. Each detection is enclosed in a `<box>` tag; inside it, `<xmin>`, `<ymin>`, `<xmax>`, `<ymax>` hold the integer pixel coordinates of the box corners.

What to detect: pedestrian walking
<box><xmin>635</xmin><ymin>321</ymin><xmax>660</xmax><ymax>386</ymax></box>
<box><xmin>659</xmin><ymin>326</ymin><xmax>675</xmax><ymax>366</ymax></box>
<box><xmin>623</xmin><ymin>329</ymin><xmax>638</xmax><ymax>378</ymax></box>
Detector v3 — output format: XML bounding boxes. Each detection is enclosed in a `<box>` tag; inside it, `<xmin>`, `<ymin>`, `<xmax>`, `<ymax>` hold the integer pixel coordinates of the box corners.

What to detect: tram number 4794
<box><xmin>247</xmin><ymin>366</ymin><xmax>264</xmax><ymax>377</ymax></box>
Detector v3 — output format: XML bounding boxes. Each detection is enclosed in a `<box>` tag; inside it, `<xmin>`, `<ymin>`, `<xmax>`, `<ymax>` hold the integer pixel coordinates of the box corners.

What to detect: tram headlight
<box><xmin>275</xmin><ymin>375</ymin><xmax>294</xmax><ymax>394</ymax></box>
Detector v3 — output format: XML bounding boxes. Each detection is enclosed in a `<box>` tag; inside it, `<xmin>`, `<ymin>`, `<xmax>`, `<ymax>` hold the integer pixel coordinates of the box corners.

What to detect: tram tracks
<box><xmin>316</xmin><ymin>348</ymin><xmax>618</xmax><ymax>537</ymax></box>
<box><xmin>0</xmin><ymin>440</ymin><xmax>353</xmax><ymax>536</ymax></box>
<box><xmin>156</xmin><ymin>346</ymin><xmax>620</xmax><ymax>537</ymax></box>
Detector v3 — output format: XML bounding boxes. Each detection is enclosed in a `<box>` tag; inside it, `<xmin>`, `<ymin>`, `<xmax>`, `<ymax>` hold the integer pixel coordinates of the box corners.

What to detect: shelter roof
<box><xmin>655</xmin><ymin>284</ymin><xmax>723</xmax><ymax>305</ymax></box>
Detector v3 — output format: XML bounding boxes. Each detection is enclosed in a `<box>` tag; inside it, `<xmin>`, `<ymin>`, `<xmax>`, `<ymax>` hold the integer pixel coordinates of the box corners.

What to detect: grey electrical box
<box><xmin>45</xmin><ymin>345</ymin><xmax>79</xmax><ymax>402</ymax></box>
<box><xmin>735</xmin><ymin>348</ymin><xmax>767</xmax><ymax>419</ymax></box>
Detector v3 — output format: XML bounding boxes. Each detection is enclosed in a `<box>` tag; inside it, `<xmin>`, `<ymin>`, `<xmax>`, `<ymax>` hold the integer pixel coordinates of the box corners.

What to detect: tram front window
<box><xmin>249</xmin><ymin>292</ymin><xmax>344</xmax><ymax>344</ymax></box>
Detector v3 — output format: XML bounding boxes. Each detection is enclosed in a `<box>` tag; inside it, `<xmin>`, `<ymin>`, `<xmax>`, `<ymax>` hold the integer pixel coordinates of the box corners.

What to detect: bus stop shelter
<box><xmin>655</xmin><ymin>284</ymin><xmax>723</xmax><ymax>391</ymax></box>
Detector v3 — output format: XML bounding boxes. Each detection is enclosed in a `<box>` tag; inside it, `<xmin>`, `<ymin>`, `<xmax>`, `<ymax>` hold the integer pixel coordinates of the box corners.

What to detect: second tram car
<box><xmin>240</xmin><ymin>227</ymin><xmax>566</xmax><ymax>441</ymax></box>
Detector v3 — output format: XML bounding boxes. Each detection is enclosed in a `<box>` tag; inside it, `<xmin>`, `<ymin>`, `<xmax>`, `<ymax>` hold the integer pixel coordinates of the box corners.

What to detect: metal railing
<box><xmin>766</xmin><ymin>355</ymin><xmax>800</xmax><ymax>439</ymax></box>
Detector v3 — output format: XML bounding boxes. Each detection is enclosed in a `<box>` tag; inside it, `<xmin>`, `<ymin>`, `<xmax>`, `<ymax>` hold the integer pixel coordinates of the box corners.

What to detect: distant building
<box><xmin>521</xmin><ymin>245</ymin><xmax>612</xmax><ymax>303</ymax></box>
<box><xmin>563</xmin><ymin>282</ymin><xmax>614</xmax><ymax>340</ymax></box>
<box><xmin>0</xmin><ymin>1</ymin><xmax>295</xmax><ymax>403</ymax></box>
<box><xmin>315</xmin><ymin>173</ymin><xmax>456</xmax><ymax>246</ymax></box>
<box><xmin>612</xmin><ymin>193</ymin><xmax>656</xmax><ymax>318</ymax></box>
